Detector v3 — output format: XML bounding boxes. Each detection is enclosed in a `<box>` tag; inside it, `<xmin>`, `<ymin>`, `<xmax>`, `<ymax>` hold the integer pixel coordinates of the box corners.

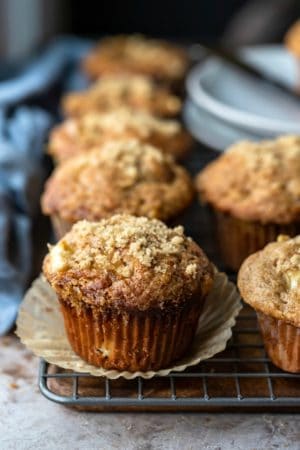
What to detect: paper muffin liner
<box><xmin>257</xmin><ymin>311</ymin><xmax>300</xmax><ymax>373</ymax></box>
<box><xmin>16</xmin><ymin>269</ymin><xmax>242</xmax><ymax>379</ymax></box>
<box><xmin>211</xmin><ymin>209</ymin><xmax>300</xmax><ymax>271</ymax></box>
<box><xmin>60</xmin><ymin>300</ymin><xmax>202</xmax><ymax>372</ymax></box>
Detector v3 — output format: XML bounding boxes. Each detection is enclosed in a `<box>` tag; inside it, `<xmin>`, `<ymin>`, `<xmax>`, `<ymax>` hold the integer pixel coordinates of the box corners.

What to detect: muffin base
<box><xmin>257</xmin><ymin>311</ymin><xmax>300</xmax><ymax>373</ymax></box>
<box><xmin>59</xmin><ymin>299</ymin><xmax>204</xmax><ymax>372</ymax></box>
<box><xmin>211</xmin><ymin>209</ymin><xmax>300</xmax><ymax>271</ymax></box>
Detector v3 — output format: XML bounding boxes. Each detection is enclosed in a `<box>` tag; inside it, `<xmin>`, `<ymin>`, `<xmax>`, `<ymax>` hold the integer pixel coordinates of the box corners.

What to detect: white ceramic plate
<box><xmin>183</xmin><ymin>99</ymin><xmax>261</xmax><ymax>152</ymax></box>
<box><xmin>186</xmin><ymin>45</ymin><xmax>300</xmax><ymax>136</ymax></box>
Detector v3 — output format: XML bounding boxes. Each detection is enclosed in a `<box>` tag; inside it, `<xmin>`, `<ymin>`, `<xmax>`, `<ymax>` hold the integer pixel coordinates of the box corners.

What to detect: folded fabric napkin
<box><xmin>0</xmin><ymin>37</ymin><xmax>92</xmax><ymax>335</ymax></box>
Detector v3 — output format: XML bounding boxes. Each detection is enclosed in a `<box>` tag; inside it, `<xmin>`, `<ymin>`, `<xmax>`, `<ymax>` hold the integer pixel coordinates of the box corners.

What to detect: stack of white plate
<box><xmin>184</xmin><ymin>45</ymin><xmax>300</xmax><ymax>152</ymax></box>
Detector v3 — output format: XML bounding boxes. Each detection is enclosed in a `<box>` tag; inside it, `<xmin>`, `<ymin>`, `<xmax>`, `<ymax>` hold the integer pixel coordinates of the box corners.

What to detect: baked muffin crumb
<box><xmin>42</xmin><ymin>140</ymin><xmax>194</xmax><ymax>223</ymax></box>
<box><xmin>238</xmin><ymin>235</ymin><xmax>300</xmax><ymax>326</ymax></box>
<box><xmin>197</xmin><ymin>135</ymin><xmax>300</xmax><ymax>224</ymax></box>
<box><xmin>62</xmin><ymin>74</ymin><xmax>182</xmax><ymax>118</ymax></box>
<box><xmin>47</xmin><ymin>217</ymin><xmax>188</xmax><ymax>274</ymax></box>
<box><xmin>43</xmin><ymin>215</ymin><xmax>213</xmax><ymax>311</ymax></box>
<box><xmin>43</xmin><ymin>215</ymin><xmax>214</xmax><ymax>371</ymax></box>
<box><xmin>48</xmin><ymin>108</ymin><xmax>191</xmax><ymax>162</ymax></box>
<box><xmin>82</xmin><ymin>35</ymin><xmax>189</xmax><ymax>86</ymax></box>
<box><xmin>77</xmin><ymin>109</ymin><xmax>181</xmax><ymax>136</ymax></box>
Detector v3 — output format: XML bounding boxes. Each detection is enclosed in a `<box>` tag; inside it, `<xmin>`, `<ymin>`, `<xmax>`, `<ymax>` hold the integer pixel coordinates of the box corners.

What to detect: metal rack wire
<box><xmin>38</xmin><ymin>305</ymin><xmax>300</xmax><ymax>411</ymax></box>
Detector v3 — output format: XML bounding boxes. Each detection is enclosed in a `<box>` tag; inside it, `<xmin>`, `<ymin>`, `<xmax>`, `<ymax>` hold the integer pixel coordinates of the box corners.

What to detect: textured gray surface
<box><xmin>1</xmin><ymin>335</ymin><xmax>299</xmax><ymax>450</ymax></box>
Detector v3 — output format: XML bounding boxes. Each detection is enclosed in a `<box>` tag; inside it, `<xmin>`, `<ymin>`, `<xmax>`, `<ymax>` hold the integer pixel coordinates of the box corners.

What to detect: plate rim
<box><xmin>186</xmin><ymin>45</ymin><xmax>300</xmax><ymax>135</ymax></box>
<box><xmin>182</xmin><ymin>99</ymin><xmax>261</xmax><ymax>152</ymax></box>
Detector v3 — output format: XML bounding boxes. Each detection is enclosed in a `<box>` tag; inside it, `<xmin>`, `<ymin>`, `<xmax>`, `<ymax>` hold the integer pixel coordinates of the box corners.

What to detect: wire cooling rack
<box><xmin>38</xmin><ymin>304</ymin><xmax>300</xmax><ymax>411</ymax></box>
<box><xmin>37</xmin><ymin>143</ymin><xmax>300</xmax><ymax>411</ymax></box>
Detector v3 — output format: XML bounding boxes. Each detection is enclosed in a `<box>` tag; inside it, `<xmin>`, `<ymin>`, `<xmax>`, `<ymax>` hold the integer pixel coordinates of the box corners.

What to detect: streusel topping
<box><xmin>48</xmin><ymin>216</ymin><xmax>188</xmax><ymax>273</ymax></box>
<box><xmin>49</xmin><ymin>107</ymin><xmax>191</xmax><ymax>163</ymax></box>
<box><xmin>91</xmin><ymin>74</ymin><xmax>156</xmax><ymax>98</ymax></box>
<box><xmin>106</xmin><ymin>35</ymin><xmax>187</xmax><ymax>77</ymax></box>
<box><xmin>196</xmin><ymin>135</ymin><xmax>300</xmax><ymax>224</ymax></box>
<box><xmin>62</xmin><ymin>75</ymin><xmax>181</xmax><ymax>118</ymax></box>
<box><xmin>75</xmin><ymin>109</ymin><xmax>180</xmax><ymax>138</ymax></box>
<box><xmin>85</xmin><ymin>35</ymin><xmax>188</xmax><ymax>79</ymax></box>
<box><xmin>44</xmin><ymin>215</ymin><xmax>213</xmax><ymax>310</ymax></box>
<box><xmin>42</xmin><ymin>140</ymin><xmax>194</xmax><ymax>222</ymax></box>
<box><xmin>238</xmin><ymin>235</ymin><xmax>300</xmax><ymax>326</ymax></box>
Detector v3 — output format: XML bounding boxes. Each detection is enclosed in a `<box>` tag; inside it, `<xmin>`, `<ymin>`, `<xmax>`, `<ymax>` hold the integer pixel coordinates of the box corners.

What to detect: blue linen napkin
<box><xmin>0</xmin><ymin>37</ymin><xmax>92</xmax><ymax>335</ymax></box>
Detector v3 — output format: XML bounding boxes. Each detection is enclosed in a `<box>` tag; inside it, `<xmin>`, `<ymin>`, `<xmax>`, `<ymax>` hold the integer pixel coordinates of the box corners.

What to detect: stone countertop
<box><xmin>1</xmin><ymin>335</ymin><xmax>299</xmax><ymax>450</ymax></box>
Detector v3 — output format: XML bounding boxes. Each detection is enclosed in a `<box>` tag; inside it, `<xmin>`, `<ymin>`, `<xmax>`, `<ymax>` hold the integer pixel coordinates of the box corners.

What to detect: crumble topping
<box><xmin>55</xmin><ymin>139</ymin><xmax>172</xmax><ymax>188</ymax></box>
<box><xmin>273</xmin><ymin>236</ymin><xmax>300</xmax><ymax>292</ymax></box>
<box><xmin>95</xmin><ymin>35</ymin><xmax>187</xmax><ymax>78</ymax></box>
<box><xmin>226</xmin><ymin>135</ymin><xmax>300</xmax><ymax>164</ymax></box>
<box><xmin>197</xmin><ymin>135</ymin><xmax>300</xmax><ymax>224</ymax></box>
<box><xmin>185</xmin><ymin>263</ymin><xmax>198</xmax><ymax>276</ymax></box>
<box><xmin>47</xmin><ymin>215</ymin><xmax>196</xmax><ymax>277</ymax></box>
<box><xmin>62</xmin><ymin>74</ymin><xmax>182</xmax><ymax>118</ymax></box>
<box><xmin>73</xmin><ymin>109</ymin><xmax>181</xmax><ymax>141</ymax></box>
<box><xmin>89</xmin><ymin>75</ymin><xmax>181</xmax><ymax>107</ymax></box>
<box><xmin>91</xmin><ymin>74</ymin><xmax>155</xmax><ymax>98</ymax></box>
<box><xmin>119</xmin><ymin>35</ymin><xmax>186</xmax><ymax>76</ymax></box>
<box><xmin>42</xmin><ymin>138</ymin><xmax>194</xmax><ymax>223</ymax></box>
<box><xmin>43</xmin><ymin>213</ymin><xmax>214</xmax><ymax>310</ymax></box>
<box><xmin>79</xmin><ymin>139</ymin><xmax>169</xmax><ymax>186</ymax></box>
<box><xmin>49</xmin><ymin>105</ymin><xmax>191</xmax><ymax>163</ymax></box>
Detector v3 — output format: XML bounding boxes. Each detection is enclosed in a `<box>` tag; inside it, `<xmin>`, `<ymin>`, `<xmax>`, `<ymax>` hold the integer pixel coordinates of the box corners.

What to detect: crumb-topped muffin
<box><xmin>42</xmin><ymin>140</ymin><xmax>194</xmax><ymax>238</ymax></box>
<box><xmin>82</xmin><ymin>35</ymin><xmax>189</xmax><ymax>91</ymax></box>
<box><xmin>285</xmin><ymin>21</ymin><xmax>300</xmax><ymax>91</ymax></box>
<box><xmin>62</xmin><ymin>74</ymin><xmax>181</xmax><ymax>118</ymax></box>
<box><xmin>285</xmin><ymin>20</ymin><xmax>300</xmax><ymax>58</ymax></box>
<box><xmin>48</xmin><ymin>109</ymin><xmax>193</xmax><ymax>163</ymax></box>
<box><xmin>196</xmin><ymin>135</ymin><xmax>300</xmax><ymax>270</ymax></box>
<box><xmin>43</xmin><ymin>215</ymin><xmax>214</xmax><ymax>371</ymax></box>
<box><xmin>238</xmin><ymin>235</ymin><xmax>300</xmax><ymax>372</ymax></box>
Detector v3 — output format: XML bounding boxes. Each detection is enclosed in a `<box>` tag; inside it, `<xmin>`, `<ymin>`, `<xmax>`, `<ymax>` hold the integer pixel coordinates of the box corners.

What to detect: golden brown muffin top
<box><xmin>62</xmin><ymin>74</ymin><xmax>181</xmax><ymax>118</ymax></box>
<box><xmin>82</xmin><ymin>35</ymin><xmax>189</xmax><ymax>83</ymax></box>
<box><xmin>43</xmin><ymin>215</ymin><xmax>214</xmax><ymax>311</ymax></box>
<box><xmin>196</xmin><ymin>135</ymin><xmax>300</xmax><ymax>224</ymax></box>
<box><xmin>42</xmin><ymin>140</ymin><xmax>194</xmax><ymax>223</ymax></box>
<box><xmin>238</xmin><ymin>235</ymin><xmax>300</xmax><ymax>327</ymax></box>
<box><xmin>48</xmin><ymin>108</ymin><xmax>184</xmax><ymax>162</ymax></box>
<box><xmin>285</xmin><ymin>20</ymin><xmax>300</xmax><ymax>57</ymax></box>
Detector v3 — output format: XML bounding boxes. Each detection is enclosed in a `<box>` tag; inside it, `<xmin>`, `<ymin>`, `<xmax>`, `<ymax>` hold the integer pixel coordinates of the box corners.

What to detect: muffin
<box><xmin>196</xmin><ymin>135</ymin><xmax>300</xmax><ymax>271</ymax></box>
<box><xmin>285</xmin><ymin>20</ymin><xmax>300</xmax><ymax>87</ymax></box>
<box><xmin>82</xmin><ymin>34</ymin><xmax>189</xmax><ymax>91</ymax></box>
<box><xmin>48</xmin><ymin>109</ymin><xmax>193</xmax><ymax>163</ymax></box>
<box><xmin>41</xmin><ymin>140</ymin><xmax>194</xmax><ymax>238</ymax></box>
<box><xmin>238</xmin><ymin>235</ymin><xmax>300</xmax><ymax>373</ymax></box>
<box><xmin>43</xmin><ymin>215</ymin><xmax>214</xmax><ymax>371</ymax></box>
<box><xmin>62</xmin><ymin>74</ymin><xmax>181</xmax><ymax>118</ymax></box>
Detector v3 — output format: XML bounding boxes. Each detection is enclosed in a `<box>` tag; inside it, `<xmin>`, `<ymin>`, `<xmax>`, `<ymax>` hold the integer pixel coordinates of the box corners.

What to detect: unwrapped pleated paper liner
<box><xmin>16</xmin><ymin>269</ymin><xmax>242</xmax><ymax>379</ymax></box>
